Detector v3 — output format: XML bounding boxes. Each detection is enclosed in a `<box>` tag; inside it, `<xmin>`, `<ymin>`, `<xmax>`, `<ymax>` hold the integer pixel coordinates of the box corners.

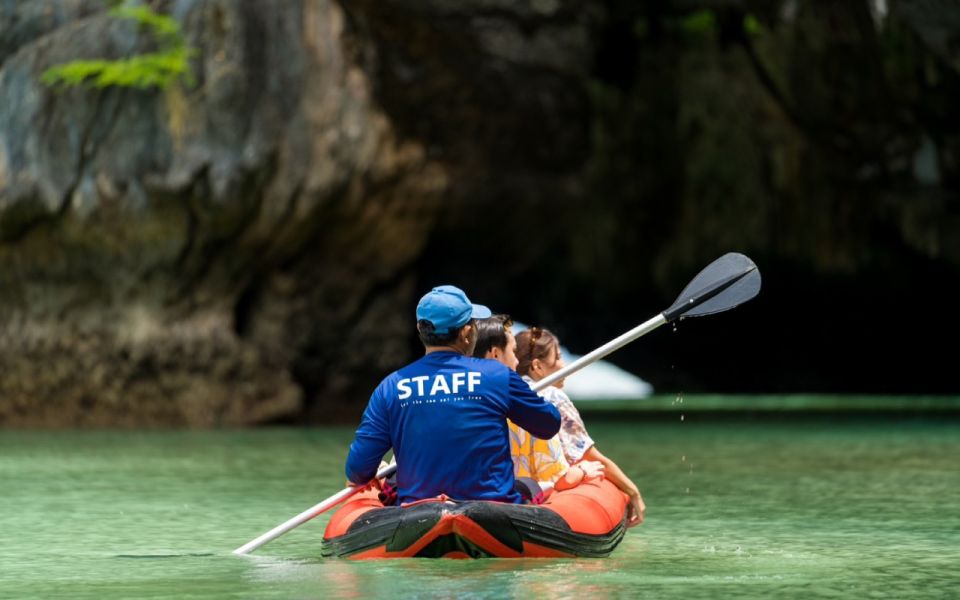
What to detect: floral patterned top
<box><xmin>524</xmin><ymin>377</ymin><xmax>595</xmax><ymax>464</ymax></box>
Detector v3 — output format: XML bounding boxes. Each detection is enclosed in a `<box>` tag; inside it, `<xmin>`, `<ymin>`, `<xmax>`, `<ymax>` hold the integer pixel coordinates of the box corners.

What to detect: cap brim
<box><xmin>470</xmin><ymin>304</ymin><xmax>492</xmax><ymax>320</ymax></box>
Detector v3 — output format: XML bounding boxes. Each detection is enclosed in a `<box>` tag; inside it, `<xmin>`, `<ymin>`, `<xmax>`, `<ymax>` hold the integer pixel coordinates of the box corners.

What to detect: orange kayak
<box><xmin>322</xmin><ymin>478</ymin><xmax>628</xmax><ymax>559</ymax></box>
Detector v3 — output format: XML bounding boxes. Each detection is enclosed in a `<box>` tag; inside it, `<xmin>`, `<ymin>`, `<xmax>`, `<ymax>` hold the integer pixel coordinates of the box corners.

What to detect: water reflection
<box><xmin>242</xmin><ymin>555</ymin><xmax>621</xmax><ymax>599</ymax></box>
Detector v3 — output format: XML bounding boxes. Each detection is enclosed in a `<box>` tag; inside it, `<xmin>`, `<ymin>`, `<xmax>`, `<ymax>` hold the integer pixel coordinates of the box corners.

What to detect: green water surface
<box><xmin>1</xmin><ymin>411</ymin><xmax>958</xmax><ymax>599</ymax></box>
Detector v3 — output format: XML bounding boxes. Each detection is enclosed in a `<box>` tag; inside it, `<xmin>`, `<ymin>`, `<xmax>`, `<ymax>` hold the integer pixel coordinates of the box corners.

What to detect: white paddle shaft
<box><xmin>532</xmin><ymin>313</ymin><xmax>666</xmax><ymax>391</ymax></box>
<box><xmin>232</xmin><ymin>463</ymin><xmax>397</xmax><ymax>555</ymax></box>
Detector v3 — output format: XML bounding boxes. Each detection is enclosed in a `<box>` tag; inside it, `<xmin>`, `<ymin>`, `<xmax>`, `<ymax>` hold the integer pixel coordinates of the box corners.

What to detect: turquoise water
<box><xmin>1</xmin><ymin>415</ymin><xmax>958</xmax><ymax>598</ymax></box>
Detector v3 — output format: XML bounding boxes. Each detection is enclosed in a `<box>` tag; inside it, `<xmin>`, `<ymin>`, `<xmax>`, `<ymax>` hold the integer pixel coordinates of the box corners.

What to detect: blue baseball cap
<box><xmin>416</xmin><ymin>285</ymin><xmax>492</xmax><ymax>334</ymax></box>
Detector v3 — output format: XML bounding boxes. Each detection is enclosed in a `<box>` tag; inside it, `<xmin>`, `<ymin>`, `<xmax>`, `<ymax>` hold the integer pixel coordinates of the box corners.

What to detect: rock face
<box><xmin>2</xmin><ymin>1</ymin><xmax>959</xmax><ymax>427</ymax></box>
<box><xmin>406</xmin><ymin>1</ymin><xmax>960</xmax><ymax>395</ymax></box>
<box><xmin>0</xmin><ymin>0</ymin><xmax>452</xmax><ymax>426</ymax></box>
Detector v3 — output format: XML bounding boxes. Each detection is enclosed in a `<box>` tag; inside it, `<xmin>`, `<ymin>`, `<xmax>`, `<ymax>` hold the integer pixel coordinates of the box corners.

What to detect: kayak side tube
<box><xmin>322</xmin><ymin>478</ymin><xmax>629</xmax><ymax>559</ymax></box>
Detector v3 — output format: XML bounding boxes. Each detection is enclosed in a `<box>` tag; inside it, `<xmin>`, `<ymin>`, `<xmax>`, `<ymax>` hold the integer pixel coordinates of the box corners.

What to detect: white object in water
<box><xmin>512</xmin><ymin>322</ymin><xmax>653</xmax><ymax>400</ymax></box>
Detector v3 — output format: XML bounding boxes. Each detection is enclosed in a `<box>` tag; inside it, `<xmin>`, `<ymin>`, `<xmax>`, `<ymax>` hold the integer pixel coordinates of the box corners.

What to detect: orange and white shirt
<box><xmin>508</xmin><ymin>418</ymin><xmax>569</xmax><ymax>483</ymax></box>
<box><xmin>509</xmin><ymin>377</ymin><xmax>596</xmax><ymax>482</ymax></box>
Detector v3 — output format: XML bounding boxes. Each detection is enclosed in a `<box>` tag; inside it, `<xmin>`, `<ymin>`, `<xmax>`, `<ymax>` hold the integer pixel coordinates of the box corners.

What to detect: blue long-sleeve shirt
<box><xmin>345</xmin><ymin>351</ymin><xmax>561</xmax><ymax>504</ymax></box>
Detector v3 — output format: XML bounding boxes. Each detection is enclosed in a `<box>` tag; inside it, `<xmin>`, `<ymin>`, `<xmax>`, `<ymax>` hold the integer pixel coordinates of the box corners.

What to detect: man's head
<box><xmin>416</xmin><ymin>285</ymin><xmax>491</xmax><ymax>354</ymax></box>
<box><xmin>472</xmin><ymin>314</ymin><xmax>519</xmax><ymax>371</ymax></box>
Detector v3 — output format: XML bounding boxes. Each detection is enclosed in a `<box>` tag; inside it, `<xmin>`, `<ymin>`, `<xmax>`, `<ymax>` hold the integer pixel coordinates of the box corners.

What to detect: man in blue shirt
<box><xmin>345</xmin><ymin>285</ymin><xmax>561</xmax><ymax>504</ymax></box>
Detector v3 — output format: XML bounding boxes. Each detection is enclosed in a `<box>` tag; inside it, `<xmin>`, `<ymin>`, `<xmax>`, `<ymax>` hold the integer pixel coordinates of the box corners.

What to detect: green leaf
<box><xmin>41</xmin><ymin>3</ymin><xmax>194</xmax><ymax>91</ymax></box>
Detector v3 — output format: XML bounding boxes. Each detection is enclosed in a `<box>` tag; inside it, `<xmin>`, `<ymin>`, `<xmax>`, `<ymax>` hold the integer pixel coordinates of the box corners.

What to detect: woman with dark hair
<box><xmin>514</xmin><ymin>326</ymin><xmax>646</xmax><ymax>526</ymax></box>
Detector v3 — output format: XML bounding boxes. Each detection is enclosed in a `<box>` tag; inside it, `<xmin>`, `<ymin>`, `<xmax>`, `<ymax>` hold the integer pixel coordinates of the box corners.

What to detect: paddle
<box><xmin>534</xmin><ymin>252</ymin><xmax>761</xmax><ymax>390</ymax></box>
<box><xmin>233</xmin><ymin>252</ymin><xmax>760</xmax><ymax>555</ymax></box>
<box><xmin>233</xmin><ymin>462</ymin><xmax>398</xmax><ymax>555</ymax></box>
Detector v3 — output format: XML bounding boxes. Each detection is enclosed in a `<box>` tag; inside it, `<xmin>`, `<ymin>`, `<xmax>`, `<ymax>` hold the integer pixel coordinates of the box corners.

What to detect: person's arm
<box><xmin>504</xmin><ymin>370</ymin><xmax>560</xmax><ymax>440</ymax></box>
<box><xmin>345</xmin><ymin>386</ymin><xmax>392</xmax><ymax>485</ymax></box>
<box><xmin>553</xmin><ymin>460</ymin><xmax>605</xmax><ymax>491</ymax></box>
<box><xmin>581</xmin><ymin>445</ymin><xmax>645</xmax><ymax>526</ymax></box>
<box><xmin>543</xmin><ymin>387</ymin><xmax>595</xmax><ymax>463</ymax></box>
<box><xmin>554</xmin><ymin>465</ymin><xmax>584</xmax><ymax>491</ymax></box>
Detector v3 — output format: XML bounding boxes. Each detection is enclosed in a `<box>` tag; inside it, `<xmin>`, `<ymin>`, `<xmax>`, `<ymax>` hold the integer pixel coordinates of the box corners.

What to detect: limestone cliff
<box><xmin>2</xmin><ymin>1</ymin><xmax>958</xmax><ymax>427</ymax></box>
<box><xmin>0</xmin><ymin>0</ymin><xmax>450</xmax><ymax>426</ymax></box>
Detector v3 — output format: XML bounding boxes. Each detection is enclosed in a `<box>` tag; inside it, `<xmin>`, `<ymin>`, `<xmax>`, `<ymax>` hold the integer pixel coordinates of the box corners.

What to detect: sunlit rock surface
<box><xmin>0</xmin><ymin>0</ymin><xmax>449</xmax><ymax>426</ymax></box>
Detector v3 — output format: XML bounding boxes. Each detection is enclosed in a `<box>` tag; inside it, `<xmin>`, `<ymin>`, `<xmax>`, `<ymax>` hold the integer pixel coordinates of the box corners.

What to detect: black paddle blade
<box><xmin>662</xmin><ymin>253</ymin><xmax>761</xmax><ymax>322</ymax></box>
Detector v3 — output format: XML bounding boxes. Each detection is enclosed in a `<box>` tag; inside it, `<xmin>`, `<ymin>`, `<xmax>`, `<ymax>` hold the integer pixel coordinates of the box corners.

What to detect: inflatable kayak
<box><xmin>322</xmin><ymin>478</ymin><xmax>628</xmax><ymax>559</ymax></box>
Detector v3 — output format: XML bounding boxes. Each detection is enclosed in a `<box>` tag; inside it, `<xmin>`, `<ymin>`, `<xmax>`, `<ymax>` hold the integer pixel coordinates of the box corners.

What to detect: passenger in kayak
<box><xmin>472</xmin><ymin>315</ymin><xmax>604</xmax><ymax>493</ymax></box>
<box><xmin>345</xmin><ymin>286</ymin><xmax>561</xmax><ymax>505</ymax></box>
<box><xmin>515</xmin><ymin>326</ymin><xmax>646</xmax><ymax>526</ymax></box>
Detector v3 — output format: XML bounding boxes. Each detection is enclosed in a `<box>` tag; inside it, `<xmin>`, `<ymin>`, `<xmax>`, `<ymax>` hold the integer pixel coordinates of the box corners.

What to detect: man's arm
<box><xmin>345</xmin><ymin>387</ymin><xmax>392</xmax><ymax>485</ymax></box>
<box><xmin>504</xmin><ymin>370</ymin><xmax>561</xmax><ymax>440</ymax></box>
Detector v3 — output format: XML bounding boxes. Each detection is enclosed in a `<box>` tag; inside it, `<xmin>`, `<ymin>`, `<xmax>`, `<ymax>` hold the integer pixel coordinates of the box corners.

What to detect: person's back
<box><xmin>350</xmin><ymin>351</ymin><xmax>558</xmax><ymax>503</ymax></box>
<box><xmin>344</xmin><ymin>286</ymin><xmax>561</xmax><ymax>505</ymax></box>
